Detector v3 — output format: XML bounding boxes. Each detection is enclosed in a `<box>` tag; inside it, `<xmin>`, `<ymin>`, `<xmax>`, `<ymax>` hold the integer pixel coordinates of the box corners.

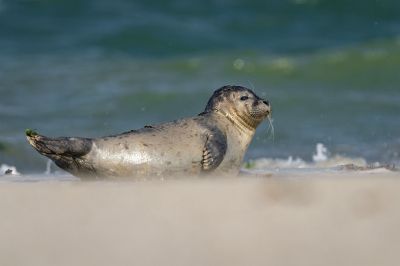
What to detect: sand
<box><xmin>1</xmin><ymin>171</ymin><xmax>400</xmax><ymax>266</ymax></box>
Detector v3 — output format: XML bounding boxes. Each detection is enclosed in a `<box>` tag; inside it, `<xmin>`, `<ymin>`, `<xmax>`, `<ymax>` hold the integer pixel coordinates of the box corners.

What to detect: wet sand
<box><xmin>1</xmin><ymin>171</ymin><xmax>400</xmax><ymax>266</ymax></box>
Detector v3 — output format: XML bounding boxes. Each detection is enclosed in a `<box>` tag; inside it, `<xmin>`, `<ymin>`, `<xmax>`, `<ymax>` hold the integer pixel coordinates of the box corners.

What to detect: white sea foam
<box><xmin>0</xmin><ymin>164</ymin><xmax>21</xmax><ymax>176</ymax></box>
<box><xmin>312</xmin><ymin>143</ymin><xmax>328</xmax><ymax>162</ymax></box>
<box><xmin>245</xmin><ymin>143</ymin><xmax>369</xmax><ymax>171</ymax></box>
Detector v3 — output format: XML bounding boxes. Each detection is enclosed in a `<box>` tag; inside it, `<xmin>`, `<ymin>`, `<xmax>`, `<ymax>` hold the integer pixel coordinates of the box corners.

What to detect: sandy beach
<box><xmin>1</xmin><ymin>171</ymin><xmax>400</xmax><ymax>266</ymax></box>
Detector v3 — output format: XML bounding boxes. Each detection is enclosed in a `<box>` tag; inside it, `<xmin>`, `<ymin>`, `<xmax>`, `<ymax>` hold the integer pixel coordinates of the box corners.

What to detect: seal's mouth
<box><xmin>262</xmin><ymin>99</ymin><xmax>271</xmax><ymax>115</ymax></box>
<box><xmin>250</xmin><ymin>98</ymin><xmax>271</xmax><ymax>119</ymax></box>
<box><xmin>250</xmin><ymin>110</ymin><xmax>269</xmax><ymax>119</ymax></box>
<box><xmin>261</xmin><ymin>99</ymin><xmax>274</xmax><ymax>139</ymax></box>
<box><xmin>249</xmin><ymin>98</ymin><xmax>274</xmax><ymax>139</ymax></box>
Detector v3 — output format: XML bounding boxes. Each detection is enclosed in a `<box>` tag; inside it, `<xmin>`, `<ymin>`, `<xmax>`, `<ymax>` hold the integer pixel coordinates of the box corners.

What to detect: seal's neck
<box><xmin>213</xmin><ymin>108</ymin><xmax>256</xmax><ymax>135</ymax></box>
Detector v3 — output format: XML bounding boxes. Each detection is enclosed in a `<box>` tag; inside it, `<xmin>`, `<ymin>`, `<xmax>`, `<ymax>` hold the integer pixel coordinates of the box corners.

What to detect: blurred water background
<box><xmin>0</xmin><ymin>0</ymin><xmax>399</xmax><ymax>173</ymax></box>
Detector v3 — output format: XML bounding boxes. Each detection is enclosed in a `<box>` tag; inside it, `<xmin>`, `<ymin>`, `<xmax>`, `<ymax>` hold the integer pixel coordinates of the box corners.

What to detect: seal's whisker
<box><xmin>266</xmin><ymin>115</ymin><xmax>275</xmax><ymax>142</ymax></box>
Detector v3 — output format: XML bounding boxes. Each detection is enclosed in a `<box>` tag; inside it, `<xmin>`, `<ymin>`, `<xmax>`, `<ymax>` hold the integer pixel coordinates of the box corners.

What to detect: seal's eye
<box><xmin>240</xmin><ymin>96</ymin><xmax>249</xmax><ymax>101</ymax></box>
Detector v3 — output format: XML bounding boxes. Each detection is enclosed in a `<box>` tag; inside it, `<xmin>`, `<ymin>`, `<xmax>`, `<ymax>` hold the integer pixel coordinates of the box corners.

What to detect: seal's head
<box><xmin>204</xmin><ymin>85</ymin><xmax>271</xmax><ymax>131</ymax></box>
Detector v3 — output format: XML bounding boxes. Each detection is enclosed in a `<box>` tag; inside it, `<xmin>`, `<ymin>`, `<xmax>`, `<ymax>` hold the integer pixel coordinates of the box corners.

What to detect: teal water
<box><xmin>0</xmin><ymin>0</ymin><xmax>400</xmax><ymax>173</ymax></box>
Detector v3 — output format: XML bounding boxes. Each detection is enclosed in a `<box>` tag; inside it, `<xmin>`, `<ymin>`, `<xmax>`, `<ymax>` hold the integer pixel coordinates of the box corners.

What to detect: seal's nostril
<box><xmin>263</xmin><ymin>100</ymin><xmax>269</xmax><ymax>106</ymax></box>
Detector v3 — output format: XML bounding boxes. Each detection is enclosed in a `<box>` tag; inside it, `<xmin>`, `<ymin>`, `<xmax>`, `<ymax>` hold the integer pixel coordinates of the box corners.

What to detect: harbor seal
<box><xmin>26</xmin><ymin>85</ymin><xmax>271</xmax><ymax>179</ymax></box>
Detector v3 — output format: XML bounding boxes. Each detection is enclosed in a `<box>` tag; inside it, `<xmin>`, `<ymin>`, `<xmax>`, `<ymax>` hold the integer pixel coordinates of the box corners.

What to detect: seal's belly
<box><xmin>88</xmin><ymin>126</ymin><xmax>206</xmax><ymax>177</ymax></box>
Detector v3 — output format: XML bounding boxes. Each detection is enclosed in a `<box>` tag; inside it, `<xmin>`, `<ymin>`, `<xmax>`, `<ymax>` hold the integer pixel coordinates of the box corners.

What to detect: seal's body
<box><xmin>27</xmin><ymin>85</ymin><xmax>271</xmax><ymax>179</ymax></box>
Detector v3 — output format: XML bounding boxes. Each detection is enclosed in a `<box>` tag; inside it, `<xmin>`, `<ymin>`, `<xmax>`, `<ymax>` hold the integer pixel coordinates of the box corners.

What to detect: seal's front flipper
<box><xmin>201</xmin><ymin>132</ymin><xmax>227</xmax><ymax>172</ymax></box>
<box><xmin>26</xmin><ymin>131</ymin><xmax>92</xmax><ymax>157</ymax></box>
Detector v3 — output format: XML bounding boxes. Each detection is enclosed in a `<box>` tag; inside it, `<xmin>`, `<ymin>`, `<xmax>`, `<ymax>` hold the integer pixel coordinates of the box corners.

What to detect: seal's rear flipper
<box><xmin>26</xmin><ymin>129</ymin><xmax>94</xmax><ymax>175</ymax></box>
<box><xmin>26</xmin><ymin>130</ymin><xmax>92</xmax><ymax>157</ymax></box>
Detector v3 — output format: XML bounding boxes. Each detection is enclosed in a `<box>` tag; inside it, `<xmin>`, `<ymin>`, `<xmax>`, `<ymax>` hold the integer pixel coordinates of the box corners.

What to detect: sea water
<box><xmin>0</xmin><ymin>0</ymin><xmax>400</xmax><ymax>175</ymax></box>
